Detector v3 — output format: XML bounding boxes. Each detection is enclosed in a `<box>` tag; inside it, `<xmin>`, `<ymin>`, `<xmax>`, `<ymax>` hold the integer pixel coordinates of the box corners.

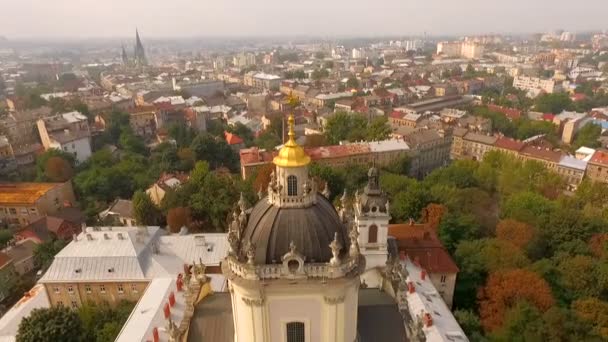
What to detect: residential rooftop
<box><xmin>0</xmin><ymin>182</ymin><xmax>64</xmax><ymax>205</ymax></box>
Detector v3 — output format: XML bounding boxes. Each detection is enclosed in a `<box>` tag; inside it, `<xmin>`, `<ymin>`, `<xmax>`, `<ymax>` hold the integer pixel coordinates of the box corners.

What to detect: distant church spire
<box><xmin>121</xmin><ymin>45</ymin><xmax>128</xmax><ymax>65</ymax></box>
<box><xmin>134</xmin><ymin>28</ymin><xmax>147</xmax><ymax>66</ymax></box>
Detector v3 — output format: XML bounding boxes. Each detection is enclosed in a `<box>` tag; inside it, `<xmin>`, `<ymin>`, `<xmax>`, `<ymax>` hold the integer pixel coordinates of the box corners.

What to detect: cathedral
<box><xmin>0</xmin><ymin>113</ymin><xmax>466</xmax><ymax>342</ymax></box>
<box><xmin>121</xmin><ymin>29</ymin><xmax>148</xmax><ymax>67</ymax></box>
<box><xmin>220</xmin><ymin>114</ymin><xmax>466</xmax><ymax>341</ymax></box>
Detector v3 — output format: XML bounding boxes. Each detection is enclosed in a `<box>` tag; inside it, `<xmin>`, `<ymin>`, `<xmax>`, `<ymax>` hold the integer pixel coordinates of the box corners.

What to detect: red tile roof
<box><xmin>388</xmin><ymin>224</ymin><xmax>459</xmax><ymax>274</ymax></box>
<box><xmin>488</xmin><ymin>104</ymin><xmax>522</xmax><ymax>120</ymax></box>
<box><xmin>494</xmin><ymin>137</ymin><xmax>525</xmax><ymax>152</ymax></box>
<box><xmin>590</xmin><ymin>150</ymin><xmax>608</xmax><ymax>166</ymax></box>
<box><xmin>240</xmin><ymin>144</ymin><xmax>371</xmax><ymax>166</ymax></box>
<box><xmin>542</xmin><ymin>113</ymin><xmax>555</xmax><ymax>121</ymax></box>
<box><xmin>224</xmin><ymin>132</ymin><xmax>244</xmax><ymax>145</ymax></box>
<box><xmin>571</xmin><ymin>93</ymin><xmax>587</xmax><ymax>102</ymax></box>
<box><xmin>390</xmin><ymin>111</ymin><xmax>404</xmax><ymax>119</ymax></box>
<box><xmin>520</xmin><ymin>145</ymin><xmax>562</xmax><ymax>163</ymax></box>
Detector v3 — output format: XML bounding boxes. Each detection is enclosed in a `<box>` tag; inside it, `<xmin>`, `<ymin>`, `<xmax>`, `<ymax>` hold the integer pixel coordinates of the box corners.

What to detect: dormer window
<box><xmin>287</xmin><ymin>175</ymin><xmax>298</xmax><ymax>196</ymax></box>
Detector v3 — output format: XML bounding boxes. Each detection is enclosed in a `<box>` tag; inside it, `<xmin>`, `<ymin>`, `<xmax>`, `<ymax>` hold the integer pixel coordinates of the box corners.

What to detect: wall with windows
<box><xmin>44</xmin><ymin>281</ymin><xmax>148</xmax><ymax>308</ymax></box>
<box><xmin>230</xmin><ymin>278</ymin><xmax>359</xmax><ymax>342</ymax></box>
<box><xmin>428</xmin><ymin>273</ymin><xmax>457</xmax><ymax>308</ymax></box>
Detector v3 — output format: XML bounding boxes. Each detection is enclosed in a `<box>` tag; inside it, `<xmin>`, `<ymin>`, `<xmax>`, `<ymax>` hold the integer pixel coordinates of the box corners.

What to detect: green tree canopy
<box><xmin>17</xmin><ymin>306</ymin><xmax>83</xmax><ymax>342</ymax></box>
<box><xmin>132</xmin><ymin>190</ymin><xmax>162</xmax><ymax>226</ymax></box>
<box><xmin>534</xmin><ymin>93</ymin><xmax>573</xmax><ymax>114</ymax></box>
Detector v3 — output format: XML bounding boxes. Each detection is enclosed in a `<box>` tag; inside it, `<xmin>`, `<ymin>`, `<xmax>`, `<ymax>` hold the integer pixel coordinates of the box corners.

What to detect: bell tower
<box><xmin>354</xmin><ymin>166</ymin><xmax>391</xmax><ymax>272</ymax></box>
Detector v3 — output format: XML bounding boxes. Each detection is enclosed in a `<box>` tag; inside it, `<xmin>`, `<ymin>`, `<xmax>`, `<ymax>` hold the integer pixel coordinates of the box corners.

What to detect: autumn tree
<box><xmin>45</xmin><ymin>156</ymin><xmax>74</xmax><ymax>182</ymax></box>
<box><xmin>495</xmin><ymin>219</ymin><xmax>535</xmax><ymax>249</ymax></box>
<box><xmin>478</xmin><ymin>269</ymin><xmax>554</xmax><ymax>332</ymax></box>
<box><xmin>252</xmin><ymin>163</ymin><xmax>274</xmax><ymax>194</ymax></box>
<box><xmin>572</xmin><ymin>298</ymin><xmax>608</xmax><ymax>339</ymax></box>
<box><xmin>36</xmin><ymin>149</ymin><xmax>76</xmax><ymax>182</ymax></box>
<box><xmin>589</xmin><ymin>233</ymin><xmax>608</xmax><ymax>257</ymax></box>
<box><xmin>420</xmin><ymin>203</ymin><xmax>447</xmax><ymax>231</ymax></box>
<box><xmin>166</xmin><ymin>207</ymin><xmax>192</xmax><ymax>233</ymax></box>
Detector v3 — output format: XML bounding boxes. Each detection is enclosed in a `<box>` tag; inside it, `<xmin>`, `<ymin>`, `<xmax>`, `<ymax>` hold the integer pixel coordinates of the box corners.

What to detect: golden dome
<box><xmin>273</xmin><ymin>114</ymin><xmax>311</xmax><ymax>167</ymax></box>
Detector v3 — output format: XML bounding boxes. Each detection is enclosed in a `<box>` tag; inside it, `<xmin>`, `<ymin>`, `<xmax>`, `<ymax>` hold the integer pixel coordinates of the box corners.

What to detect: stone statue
<box><xmin>166</xmin><ymin>316</ymin><xmax>179</xmax><ymax>342</ymax></box>
<box><xmin>349</xmin><ymin>224</ymin><xmax>359</xmax><ymax>258</ymax></box>
<box><xmin>329</xmin><ymin>232</ymin><xmax>342</xmax><ymax>266</ymax></box>
<box><xmin>245</xmin><ymin>240</ymin><xmax>256</xmax><ymax>266</ymax></box>
<box><xmin>322</xmin><ymin>185</ymin><xmax>331</xmax><ymax>198</ymax></box>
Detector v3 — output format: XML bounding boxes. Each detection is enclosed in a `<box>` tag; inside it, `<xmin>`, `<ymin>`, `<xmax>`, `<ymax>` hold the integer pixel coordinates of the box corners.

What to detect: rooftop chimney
<box><xmin>423</xmin><ymin>313</ymin><xmax>433</xmax><ymax>327</ymax></box>
<box><xmin>408</xmin><ymin>281</ymin><xmax>415</xmax><ymax>294</ymax></box>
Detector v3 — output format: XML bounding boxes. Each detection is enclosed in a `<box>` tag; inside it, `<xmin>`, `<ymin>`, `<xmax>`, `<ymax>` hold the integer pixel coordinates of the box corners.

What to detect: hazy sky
<box><xmin>3</xmin><ymin>0</ymin><xmax>607</xmax><ymax>38</ymax></box>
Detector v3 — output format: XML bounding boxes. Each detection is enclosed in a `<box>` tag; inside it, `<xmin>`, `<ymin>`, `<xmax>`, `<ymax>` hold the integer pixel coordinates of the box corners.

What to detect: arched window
<box><xmin>368</xmin><ymin>224</ymin><xmax>378</xmax><ymax>243</ymax></box>
<box><xmin>287</xmin><ymin>175</ymin><xmax>298</xmax><ymax>196</ymax></box>
<box><xmin>286</xmin><ymin>321</ymin><xmax>305</xmax><ymax>342</ymax></box>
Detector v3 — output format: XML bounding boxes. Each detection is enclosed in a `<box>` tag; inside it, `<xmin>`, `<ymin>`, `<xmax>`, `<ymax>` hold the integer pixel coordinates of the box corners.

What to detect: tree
<box><xmin>454</xmin><ymin>309</ymin><xmax>485</xmax><ymax>341</ymax></box>
<box><xmin>346</xmin><ymin>76</ymin><xmax>359</xmax><ymax>89</ymax></box>
<box><xmin>17</xmin><ymin>306</ymin><xmax>83</xmax><ymax>342</ymax></box>
<box><xmin>132</xmin><ymin>190</ymin><xmax>162</xmax><ymax>226</ymax></box>
<box><xmin>252</xmin><ymin>163</ymin><xmax>274</xmax><ymax>193</ymax></box>
<box><xmin>365</xmin><ymin>116</ymin><xmax>392</xmax><ymax>141</ymax></box>
<box><xmin>589</xmin><ymin>233</ymin><xmax>608</xmax><ymax>257</ymax></box>
<box><xmin>420</xmin><ymin>203</ymin><xmax>447</xmax><ymax>231</ymax></box>
<box><xmin>534</xmin><ymin>93</ymin><xmax>572</xmax><ymax>114</ymax></box>
<box><xmin>0</xmin><ymin>230</ymin><xmax>13</xmax><ymax>248</ymax></box>
<box><xmin>478</xmin><ymin>269</ymin><xmax>554</xmax><ymax>332</ymax></box>
<box><xmin>166</xmin><ymin>207</ymin><xmax>192</xmax><ymax>233</ymax></box>
<box><xmin>438</xmin><ymin>213</ymin><xmax>481</xmax><ymax>253</ymax></box>
<box><xmin>495</xmin><ymin>219</ymin><xmax>535</xmax><ymax>249</ymax></box>
<box><xmin>572</xmin><ymin>298</ymin><xmax>608</xmax><ymax>339</ymax></box>
<box><xmin>573</xmin><ymin>123</ymin><xmax>602</xmax><ymax>149</ymax></box>
<box><xmin>490</xmin><ymin>301</ymin><xmax>549</xmax><ymax>342</ymax></box>
<box><xmin>557</xmin><ymin>255</ymin><xmax>604</xmax><ymax>299</ymax></box>
<box><xmin>45</xmin><ymin>156</ymin><xmax>74</xmax><ymax>182</ymax></box>
<box><xmin>254</xmin><ymin>130</ymin><xmax>281</xmax><ymax>150</ymax></box>
<box><xmin>168</xmin><ymin>123</ymin><xmax>197</xmax><ymax>147</ymax></box>
<box><xmin>36</xmin><ymin>149</ymin><xmax>76</xmax><ymax>182</ymax></box>
<box><xmin>78</xmin><ymin>300</ymin><xmax>135</xmax><ymax>342</ymax></box>
<box><xmin>190</xmin><ymin>133</ymin><xmax>238</xmax><ymax>172</ymax></box>
<box><xmin>384</xmin><ymin>155</ymin><xmax>411</xmax><ymax>175</ymax></box>
<box><xmin>501</xmin><ymin>191</ymin><xmax>555</xmax><ymax>227</ymax></box>
<box><xmin>33</xmin><ymin>239</ymin><xmax>67</xmax><ymax>270</ymax></box>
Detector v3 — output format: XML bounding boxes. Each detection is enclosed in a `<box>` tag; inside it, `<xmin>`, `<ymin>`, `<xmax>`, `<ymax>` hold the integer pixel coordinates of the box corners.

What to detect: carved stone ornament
<box><xmin>323</xmin><ymin>295</ymin><xmax>346</xmax><ymax>305</ymax></box>
<box><xmin>242</xmin><ymin>295</ymin><xmax>265</xmax><ymax>306</ymax></box>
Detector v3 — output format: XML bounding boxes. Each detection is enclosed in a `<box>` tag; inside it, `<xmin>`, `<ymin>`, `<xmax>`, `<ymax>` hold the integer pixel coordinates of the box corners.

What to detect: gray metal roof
<box><xmin>39</xmin><ymin>227</ymin><xmax>229</xmax><ymax>283</ymax></box>
<box><xmin>242</xmin><ymin>195</ymin><xmax>349</xmax><ymax>264</ymax></box>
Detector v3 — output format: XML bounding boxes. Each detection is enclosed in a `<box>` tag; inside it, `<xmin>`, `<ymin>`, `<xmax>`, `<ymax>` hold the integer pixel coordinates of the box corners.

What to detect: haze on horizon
<box><xmin>3</xmin><ymin>0</ymin><xmax>608</xmax><ymax>39</ymax></box>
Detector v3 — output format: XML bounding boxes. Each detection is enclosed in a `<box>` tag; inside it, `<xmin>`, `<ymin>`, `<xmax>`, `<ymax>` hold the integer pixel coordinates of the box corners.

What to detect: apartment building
<box><xmin>513</xmin><ymin>76</ymin><xmax>562</xmax><ymax>96</ymax></box>
<box><xmin>37</xmin><ymin>111</ymin><xmax>92</xmax><ymax>164</ymax></box>
<box><xmin>39</xmin><ymin>226</ymin><xmax>228</xmax><ymax>308</ymax></box>
<box><xmin>404</xmin><ymin>129</ymin><xmax>452</xmax><ymax>178</ymax></box>
<box><xmin>239</xmin><ymin>139</ymin><xmax>411</xmax><ymax>180</ymax></box>
<box><xmin>243</xmin><ymin>72</ymin><xmax>282</xmax><ymax>91</ymax></box>
<box><xmin>0</xmin><ymin>107</ymin><xmax>53</xmax><ymax>146</ymax></box>
<box><xmin>0</xmin><ymin>182</ymin><xmax>76</xmax><ymax>227</ymax></box>
<box><xmin>586</xmin><ymin>150</ymin><xmax>608</xmax><ymax>184</ymax></box>
<box><xmin>126</xmin><ymin>106</ymin><xmax>158</xmax><ymax>137</ymax></box>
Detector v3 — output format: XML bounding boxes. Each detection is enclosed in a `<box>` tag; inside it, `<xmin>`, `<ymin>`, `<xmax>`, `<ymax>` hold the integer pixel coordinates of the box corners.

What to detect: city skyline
<box><xmin>3</xmin><ymin>0</ymin><xmax>608</xmax><ymax>39</ymax></box>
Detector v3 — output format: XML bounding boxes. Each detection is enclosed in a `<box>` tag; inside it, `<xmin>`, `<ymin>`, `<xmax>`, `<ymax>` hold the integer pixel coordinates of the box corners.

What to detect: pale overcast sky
<box><xmin>2</xmin><ymin>0</ymin><xmax>607</xmax><ymax>38</ymax></box>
